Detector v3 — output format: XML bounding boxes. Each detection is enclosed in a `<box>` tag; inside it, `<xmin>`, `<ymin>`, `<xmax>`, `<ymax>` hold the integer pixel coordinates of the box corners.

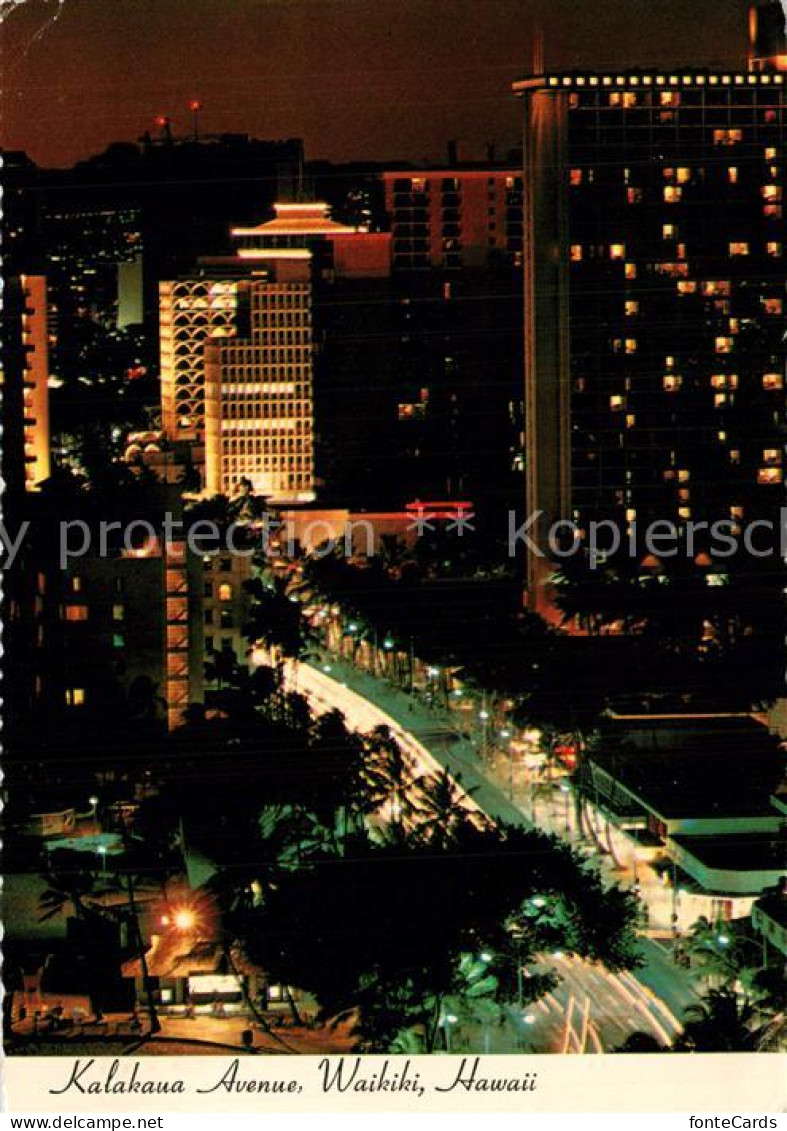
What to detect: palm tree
<box><xmin>410</xmin><ymin>770</ymin><xmax>483</xmax><ymax>849</ymax></box>
<box><xmin>673</xmin><ymin>987</ymin><xmax>761</xmax><ymax>1052</ymax></box>
<box><xmin>243</xmin><ymin>573</ymin><xmax>312</xmax><ymax>671</ymax></box>
<box><xmin>682</xmin><ymin>916</ymin><xmax>743</xmax><ymax>985</ymax></box>
<box><xmin>356</xmin><ymin>725</ymin><xmax>416</xmax><ymax>834</ymax></box>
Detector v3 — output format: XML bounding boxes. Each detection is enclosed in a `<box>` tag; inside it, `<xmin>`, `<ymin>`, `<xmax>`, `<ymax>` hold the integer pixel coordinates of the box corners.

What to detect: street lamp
<box><xmin>499</xmin><ymin>729</ymin><xmax>514</xmax><ymax>799</ymax></box>
<box><xmin>442</xmin><ymin>1012</ymin><xmax>458</xmax><ymax>1053</ymax></box>
<box><xmin>96</xmin><ymin>844</ymin><xmax>108</xmax><ymax>875</ymax></box>
<box><xmin>174</xmin><ymin>909</ymin><xmax>196</xmax><ymax>932</ymax></box>
<box><xmin>480</xmin><ymin>949</ymin><xmax>525</xmax><ymax>1008</ymax></box>
<box><xmin>559</xmin><ymin>781</ymin><xmax>571</xmax><ymax>833</ymax></box>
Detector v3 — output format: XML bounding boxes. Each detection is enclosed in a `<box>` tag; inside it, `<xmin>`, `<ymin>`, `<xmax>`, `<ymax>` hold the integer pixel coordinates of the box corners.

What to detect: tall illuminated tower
<box><xmin>160</xmin><ymin>201</ymin><xmax>389</xmax><ymax>503</ymax></box>
<box><xmin>2</xmin><ymin>275</ymin><xmax>51</xmax><ymax>493</ymax></box>
<box><xmin>514</xmin><ymin>55</ymin><xmax>787</xmax><ymax>612</ymax></box>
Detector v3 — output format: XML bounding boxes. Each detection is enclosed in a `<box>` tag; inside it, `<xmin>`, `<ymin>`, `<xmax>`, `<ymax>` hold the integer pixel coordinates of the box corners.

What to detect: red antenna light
<box><xmin>154</xmin><ymin>115</ymin><xmax>168</xmax><ymax>128</ymax></box>
<box><xmin>189</xmin><ymin>100</ymin><xmax>203</xmax><ymax>142</ymax></box>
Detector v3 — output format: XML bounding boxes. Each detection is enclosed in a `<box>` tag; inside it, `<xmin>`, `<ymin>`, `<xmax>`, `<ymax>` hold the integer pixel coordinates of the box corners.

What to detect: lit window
<box><xmin>663</xmin><ymin>375</ymin><xmax>682</xmax><ymax>391</ymax></box>
<box><xmin>676</xmin><ymin>167</ymin><xmax>691</xmax><ymax>183</ymax></box>
<box><xmin>664</xmin><ymin>186</ymin><xmax>682</xmax><ymax>203</ymax></box>
<box><xmin>218</xmin><ymin>583</ymin><xmax>233</xmax><ymax>602</ymax></box>
<box><xmin>665</xmin><ymin>356</ymin><xmax>676</xmax><ymax>369</ymax></box>
<box><xmin>730</xmin><ymin>506</ymin><xmax>744</xmax><ymax>519</ymax></box>
<box><xmin>718</xmin><ymin>431</ymin><xmax>727</xmax><ymax>442</ymax></box>
<box><xmin>570</xmin><ymin>244</ymin><xmax>583</xmax><ymax>262</ymax></box>
<box><xmin>703</xmin><ymin>280</ymin><xmax>731</xmax><ymax>297</ymax></box>
<box><xmin>713</xmin><ymin>129</ymin><xmax>742</xmax><ymax>146</ymax></box>
<box><xmin>711</xmin><ymin>374</ymin><xmax>738</xmax><ymax>390</ymax></box>
<box><xmin>65</xmin><ymin>605</ymin><xmax>88</xmax><ymax>622</ymax></box>
<box><xmin>677</xmin><ymin>280</ymin><xmax>697</xmax><ymax>294</ymax></box>
<box><xmin>661</xmin><ymin>91</ymin><xmax>680</xmax><ymax>106</ymax></box>
<box><xmin>763</xmin><ymin>449</ymin><xmax>781</xmax><ymax>465</ymax></box>
<box><xmin>678</xmin><ymin>507</ymin><xmax>691</xmax><ymax>520</ymax></box>
<box><xmin>113</xmin><ymin>634</ymin><xmax>125</xmax><ymax>648</ymax></box>
<box><xmin>678</xmin><ymin>470</ymin><xmax>690</xmax><ymax>483</ymax></box>
<box><xmin>610</xmin><ymin>395</ymin><xmax>624</xmax><ymax>410</ymax></box>
<box><xmin>570</xmin><ymin>169</ymin><xmax>583</xmax><ymax>186</ymax></box>
<box><xmin>623</xmin><ymin>92</ymin><xmax>637</xmax><ymax>108</ymax></box>
<box><xmin>766</xmin><ymin>242</ymin><xmax>783</xmax><ymax>256</ymax></box>
<box><xmin>762</xmin><ymin>185</ymin><xmax>782</xmax><ymax>202</ymax></box>
<box><xmin>625</xmin><ymin>262</ymin><xmax>637</xmax><ymax>279</ymax></box>
<box><xmin>627</xmin><ymin>187</ymin><xmax>643</xmax><ymax>204</ymax></box>
<box><xmin>758</xmin><ymin>468</ymin><xmax>782</xmax><ymax>484</ymax></box>
<box><xmin>763</xmin><ymin>373</ymin><xmax>784</xmax><ymax>390</ymax></box>
<box><xmin>764</xmin><ymin>205</ymin><xmax>782</xmax><ymax>219</ymax></box>
<box><xmin>729</xmin><ymin>450</ymin><xmax>740</xmax><ymax>465</ymax></box>
<box><xmin>626</xmin><ymin>508</ymin><xmax>637</xmax><ymax>522</ymax></box>
<box><xmin>625</xmin><ymin>300</ymin><xmax>639</xmax><ymax>316</ymax></box>
<box><xmin>714</xmin><ymin>393</ymin><xmax>727</xmax><ymax>407</ymax></box>
<box><xmin>625</xmin><ymin>339</ymin><xmax>637</xmax><ymax>354</ymax></box>
<box><xmin>67</xmin><ymin>688</ymin><xmax>85</xmax><ymax>707</ymax></box>
<box><xmin>728</xmin><ymin>242</ymin><xmax>749</xmax><ymax>256</ymax></box>
<box><xmin>71</xmin><ymin>577</ymin><xmax>82</xmax><ymax>593</ymax></box>
<box><xmin>763</xmin><ymin>298</ymin><xmax>783</xmax><ymax>315</ymax></box>
<box><xmin>676</xmin><ymin>243</ymin><xmax>687</xmax><ymax>260</ymax></box>
<box><xmin>765</xmin><ymin>147</ymin><xmax>777</xmax><ymax>160</ymax></box>
<box><xmin>663</xmin><ymin>224</ymin><xmax>676</xmax><ymax>239</ymax></box>
<box><xmin>610</xmin><ymin>243</ymin><xmax>626</xmax><ymax>259</ymax></box>
<box><xmin>715</xmin><ymin>337</ymin><xmax>733</xmax><ymax>353</ymax></box>
<box><xmin>112</xmin><ymin>604</ymin><xmax>125</xmax><ymax>621</ymax></box>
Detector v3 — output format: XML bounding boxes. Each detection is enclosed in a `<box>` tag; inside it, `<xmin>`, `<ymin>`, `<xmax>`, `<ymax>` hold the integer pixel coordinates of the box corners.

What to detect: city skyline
<box><xmin>3</xmin><ymin>0</ymin><xmax>752</xmax><ymax>168</ymax></box>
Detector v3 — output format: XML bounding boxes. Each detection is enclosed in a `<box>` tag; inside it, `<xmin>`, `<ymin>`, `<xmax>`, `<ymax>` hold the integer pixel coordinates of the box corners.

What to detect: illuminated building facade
<box><xmin>514</xmin><ymin>65</ymin><xmax>787</xmax><ymax>606</ymax></box>
<box><xmin>2</xmin><ymin>275</ymin><xmax>52</xmax><ymax>493</ymax></box>
<box><xmin>160</xmin><ymin>201</ymin><xmax>392</xmax><ymax>504</ymax></box>
<box><xmin>203</xmin><ymin>274</ymin><xmax>315</xmax><ymax>501</ymax></box>
<box><xmin>382</xmin><ymin>168</ymin><xmax>524</xmax><ymax>271</ymax></box>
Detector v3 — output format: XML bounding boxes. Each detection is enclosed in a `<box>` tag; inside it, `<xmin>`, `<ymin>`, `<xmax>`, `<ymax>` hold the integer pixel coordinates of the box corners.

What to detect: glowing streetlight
<box><xmin>174</xmin><ymin>909</ymin><xmax>196</xmax><ymax>932</ymax></box>
<box><xmin>559</xmin><ymin>780</ymin><xmax>571</xmax><ymax>832</ymax></box>
<box><xmin>443</xmin><ymin>1012</ymin><xmax>459</xmax><ymax>1053</ymax></box>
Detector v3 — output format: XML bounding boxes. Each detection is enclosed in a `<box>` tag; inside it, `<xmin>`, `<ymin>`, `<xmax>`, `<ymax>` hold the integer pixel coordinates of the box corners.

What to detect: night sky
<box><xmin>2</xmin><ymin>0</ymin><xmax>751</xmax><ymax>168</ymax></box>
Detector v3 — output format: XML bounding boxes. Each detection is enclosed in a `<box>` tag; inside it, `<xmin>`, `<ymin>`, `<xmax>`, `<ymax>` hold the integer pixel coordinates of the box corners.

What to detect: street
<box><xmin>279</xmin><ymin>654</ymin><xmax>699</xmax><ymax>1053</ymax></box>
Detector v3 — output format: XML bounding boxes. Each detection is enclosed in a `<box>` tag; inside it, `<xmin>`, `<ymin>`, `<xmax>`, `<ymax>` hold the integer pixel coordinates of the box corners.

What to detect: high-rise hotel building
<box><xmin>2</xmin><ymin>275</ymin><xmax>51</xmax><ymax>496</ymax></box>
<box><xmin>514</xmin><ymin>1</ymin><xmax>787</xmax><ymax>609</ymax></box>
<box><xmin>160</xmin><ymin>202</ymin><xmax>390</xmax><ymax>503</ymax></box>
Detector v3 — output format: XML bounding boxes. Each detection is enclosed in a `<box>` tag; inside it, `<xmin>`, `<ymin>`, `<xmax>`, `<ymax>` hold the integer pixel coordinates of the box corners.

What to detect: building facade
<box><xmin>382</xmin><ymin>167</ymin><xmax>523</xmax><ymax>271</ymax></box>
<box><xmin>160</xmin><ymin>201</ymin><xmax>392</xmax><ymax>504</ymax></box>
<box><xmin>514</xmin><ymin>54</ymin><xmax>787</xmax><ymax>607</ymax></box>
<box><xmin>2</xmin><ymin>275</ymin><xmax>52</xmax><ymax>493</ymax></box>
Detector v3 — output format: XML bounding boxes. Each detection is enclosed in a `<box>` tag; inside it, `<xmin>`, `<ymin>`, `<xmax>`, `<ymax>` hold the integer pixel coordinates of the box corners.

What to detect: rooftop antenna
<box><xmin>533</xmin><ymin>26</ymin><xmax>545</xmax><ymax>76</ymax></box>
<box><xmin>154</xmin><ymin>115</ymin><xmax>173</xmax><ymax>144</ymax></box>
<box><xmin>189</xmin><ymin>100</ymin><xmax>202</xmax><ymax>142</ymax></box>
